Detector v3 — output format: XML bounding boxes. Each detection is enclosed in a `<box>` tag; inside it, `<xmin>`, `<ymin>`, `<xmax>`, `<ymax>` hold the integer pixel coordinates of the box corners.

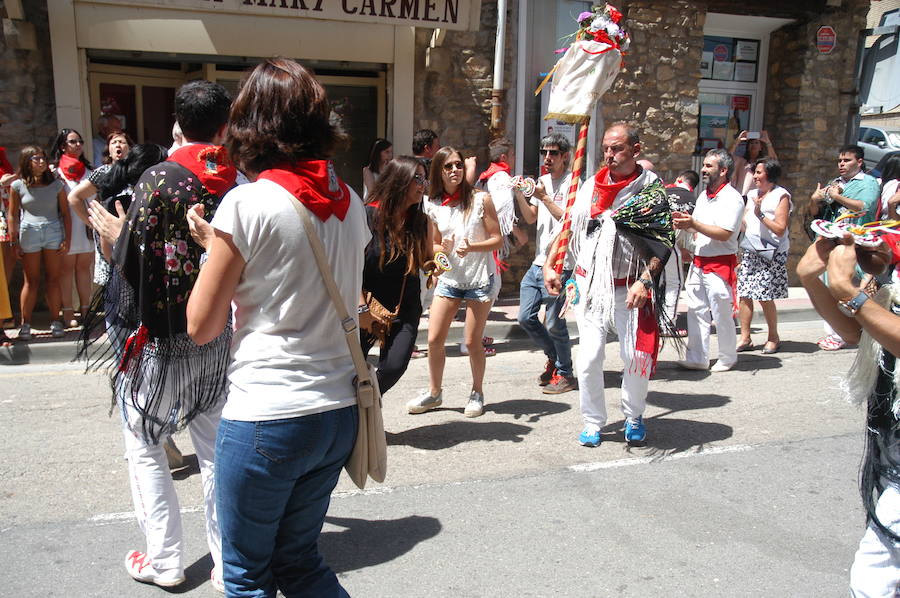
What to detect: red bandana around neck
<box><xmin>705</xmin><ymin>180</ymin><xmax>729</xmax><ymax>199</ymax></box>
<box><xmin>0</xmin><ymin>147</ymin><xmax>13</xmax><ymax>176</ymax></box>
<box><xmin>590</xmin><ymin>166</ymin><xmax>639</xmax><ymax>217</ymax></box>
<box><xmin>59</xmin><ymin>154</ymin><xmax>86</xmax><ymax>182</ymax></box>
<box><xmin>478</xmin><ymin>161</ymin><xmax>511</xmax><ymax>182</ymax></box>
<box><xmin>441</xmin><ymin>189</ymin><xmax>461</xmax><ymax>206</ymax></box>
<box><xmin>168</xmin><ymin>144</ymin><xmax>237</xmax><ymax>197</ymax></box>
<box><xmin>258</xmin><ymin>160</ymin><xmax>350</xmax><ymax>222</ymax></box>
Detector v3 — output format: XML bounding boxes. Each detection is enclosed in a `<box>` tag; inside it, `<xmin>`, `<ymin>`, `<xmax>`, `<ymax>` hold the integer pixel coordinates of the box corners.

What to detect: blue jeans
<box><xmin>216</xmin><ymin>406</ymin><xmax>358</xmax><ymax>597</ymax></box>
<box><xmin>517</xmin><ymin>264</ymin><xmax>573</xmax><ymax>376</ymax></box>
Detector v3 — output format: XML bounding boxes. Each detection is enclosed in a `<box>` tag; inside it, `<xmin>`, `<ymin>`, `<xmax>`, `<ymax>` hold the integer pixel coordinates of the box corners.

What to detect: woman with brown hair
<box><xmin>407</xmin><ymin>146</ymin><xmax>503</xmax><ymax>418</ymax></box>
<box><xmin>360</xmin><ymin>155</ymin><xmax>432</xmax><ymax>392</ymax></box>
<box><xmin>8</xmin><ymin>146</ymin><xmax>71</xmax><ymax>339</ymax></box>
<box><xmin>187</xmin><ymin>57</ymin><xmax>367</xmax><ymax>597</ymax></box>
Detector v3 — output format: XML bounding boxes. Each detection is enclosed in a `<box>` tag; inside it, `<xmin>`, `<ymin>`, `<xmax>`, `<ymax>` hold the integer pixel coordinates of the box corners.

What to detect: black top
<box><xmin>363</xmin><ymin>205</ymin><xmax>422</xmax><ymax>318</ymax></box>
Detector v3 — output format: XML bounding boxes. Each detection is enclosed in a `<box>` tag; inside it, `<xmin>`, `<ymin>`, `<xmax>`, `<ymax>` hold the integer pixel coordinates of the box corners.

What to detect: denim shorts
<box><xmin>435</xmin><ymin>275</ymin><xmax>494</xmax><ymax>302</ymax></box>
<box><xmin>19</xmin><ymin>220</ymin><xmax>64</xmax><ymax>253</ymax></box>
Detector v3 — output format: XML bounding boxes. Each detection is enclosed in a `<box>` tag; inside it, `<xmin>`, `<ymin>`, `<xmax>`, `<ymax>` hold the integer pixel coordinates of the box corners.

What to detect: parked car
<box><xmin>870</xmin><ymin>150</ymin><xmax>900</xmax><ymax>179</ymax></box>
<box><xmin>858</xmin><ymin>126</ymin><xmax>900</xmax><ymax>169</ymax></box>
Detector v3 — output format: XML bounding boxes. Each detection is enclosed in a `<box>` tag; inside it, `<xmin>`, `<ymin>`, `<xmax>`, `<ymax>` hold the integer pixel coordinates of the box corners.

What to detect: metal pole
<box><xmin>491</xmin><ymin>0</ymin><xmax>508</xmax><ymax>131</ymax></box>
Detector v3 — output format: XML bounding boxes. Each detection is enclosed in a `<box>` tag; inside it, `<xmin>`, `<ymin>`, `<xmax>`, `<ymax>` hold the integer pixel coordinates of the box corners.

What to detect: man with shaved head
<box><xmin>544</xmin><ymin>123</ymin><xmax>674</xmax><ymax>448</ymax></box>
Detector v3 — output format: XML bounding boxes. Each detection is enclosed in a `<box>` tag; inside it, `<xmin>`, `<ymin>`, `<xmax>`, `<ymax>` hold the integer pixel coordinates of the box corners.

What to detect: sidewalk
<box><xmin>0</xmin><ymin>286</ymin><xmax>816</xmax><ymax>367</ymax></box>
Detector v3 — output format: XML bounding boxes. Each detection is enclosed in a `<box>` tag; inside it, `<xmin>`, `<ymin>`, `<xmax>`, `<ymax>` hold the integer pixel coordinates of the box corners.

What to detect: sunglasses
<box><xmin>66</xmin><ymin>139</ymin><xmax>84</xmax><ymax>145</ymax></box>
<box><xmin>413</xmin><ymin>173</ymin><xmax>427</xmax><ymax>186</ymax></box>
<box><xmin>540</xmin><ymin>149</ymin><xmax>561</xmax><ymax>157</ymax></box>
<box><xmin>30</xmin><ymin>155</ymin><xmax>47</xmax><ymax>162</ymax></box>
<box><xmin>443</xmin><ymin>160</ymin><xmax>465</xmax><ymax>172</ymax></box>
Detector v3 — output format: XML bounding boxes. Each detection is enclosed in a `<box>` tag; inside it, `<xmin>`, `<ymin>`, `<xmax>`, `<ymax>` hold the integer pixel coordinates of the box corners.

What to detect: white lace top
<box><xmin>424</xmin><ymin>192</ymin><xmax>493</xmax><ymax>289</ymax></box>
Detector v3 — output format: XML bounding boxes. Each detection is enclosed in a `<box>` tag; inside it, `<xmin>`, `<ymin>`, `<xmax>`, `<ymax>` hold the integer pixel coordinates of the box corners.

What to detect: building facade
<box><xmin>1</xmin><ymin>0</ymin><xmax>872</xmax><ymax>297</ymax></box>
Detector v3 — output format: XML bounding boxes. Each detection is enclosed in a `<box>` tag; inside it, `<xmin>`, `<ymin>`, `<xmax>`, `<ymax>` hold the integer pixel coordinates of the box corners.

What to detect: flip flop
<box><xmin>817</xmin><ymin>335</ymin><xmax>846</xmax><ymax>351</ymax></box>
<box><xmin>761</xmin><ymin>342</ymin><xmax>780</xmax><ymax>355</ymax></box>
<box><xmin>736</xmin><ymin>341</ymin><xmax>754</xmax><ymax>352</ymax></box>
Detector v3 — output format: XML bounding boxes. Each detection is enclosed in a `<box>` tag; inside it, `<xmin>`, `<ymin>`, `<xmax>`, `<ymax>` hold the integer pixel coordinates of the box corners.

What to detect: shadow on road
<box><xmin>321</xmin><ymin>515</ymin><xmax>441</xmax><ymax>573</ymax></box>
<box><xmin>386</xmin><ymin>420</ymin><xmax>532</xmax><ymax>449</ymax></box>
<box><xmin>487</xmin><ymin>398</ymin><xmax>571</xmax><ymax>423</ymax></box>
<box><xmin>646</xmin><ymin>391</ymin><xmax>730</xmax><ymax>412</ymax></box>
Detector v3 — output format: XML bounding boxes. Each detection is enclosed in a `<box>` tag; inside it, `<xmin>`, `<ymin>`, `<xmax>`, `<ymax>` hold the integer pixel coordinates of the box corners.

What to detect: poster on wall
<box><xmin>735</xmin><ymin>40</ymin><xmax>759</xmax><ymax>62</ymax></box>
<box><xmin>734</xmin><ymin>62</ymin><xmax>757</xmax><ymax>82</ymax></box>
<box><xmin>712</xmin><ymin>61</ymin><xmax>735</xmax><ymax>81</ymax></box>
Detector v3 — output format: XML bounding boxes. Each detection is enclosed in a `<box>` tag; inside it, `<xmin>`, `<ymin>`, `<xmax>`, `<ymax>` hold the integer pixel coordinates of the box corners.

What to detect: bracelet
<box><xmin>358</xmin><ymin>304</ymin><xmax>369</xmax><ymax>314</ymax></box>
<box><xmin>638</xmin><ymin>277</ymin><xmax>652</xmax><ymax>289</ymax></box>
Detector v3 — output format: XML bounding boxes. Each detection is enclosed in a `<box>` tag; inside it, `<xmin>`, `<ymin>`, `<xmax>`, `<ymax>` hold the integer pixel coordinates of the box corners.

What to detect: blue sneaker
<box><xmin>625</xmin><ymin>416</ymin><xmax>646</xmax><ymax>445</ymax></box>
<box><xmin>579</xmin><ymin>427</ymin><xmax>601</xmax><ymax>447</ymax></box>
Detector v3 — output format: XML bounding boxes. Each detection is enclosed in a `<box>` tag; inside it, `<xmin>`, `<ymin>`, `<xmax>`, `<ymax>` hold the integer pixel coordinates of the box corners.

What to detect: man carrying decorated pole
<box><xmin>544</xmin><ymin>123</ymin><xmax>674</xmax><ymax>448</ymax></box>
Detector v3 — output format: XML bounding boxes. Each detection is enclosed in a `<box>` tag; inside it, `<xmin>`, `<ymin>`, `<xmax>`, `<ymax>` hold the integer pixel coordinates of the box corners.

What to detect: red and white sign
<box><xmin>713</xmin><ymin>44</ymin><xmax>729</xmax><ymax>62</ymax></box>
<box><xmin>732</xmin><ymin>96</ymin><xmax>750</xmax><ymax>111</ymax></box>
<box><xmin>816</xmin><ymin>26</ymin><xmax>837</xmax><ymax>54</ymax></box>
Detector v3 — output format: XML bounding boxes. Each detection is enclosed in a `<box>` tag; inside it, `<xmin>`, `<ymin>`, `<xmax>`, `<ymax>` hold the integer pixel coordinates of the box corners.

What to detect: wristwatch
<box><xmin>837</xmin><ymin>289</ymin><xmax>870</xmax><ymax>317</ymax></box>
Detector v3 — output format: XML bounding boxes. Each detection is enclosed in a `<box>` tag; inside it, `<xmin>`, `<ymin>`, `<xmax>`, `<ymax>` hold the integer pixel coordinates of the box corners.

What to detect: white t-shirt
<box><xmin>211</xmin><ymin>178</ymin><xmax>371</xmax><ymax>421</ymax></box>
<box><xmin>532</xmin><ymin>172</ymin><xmax>572</xmax><ymax>268</ymax></box>
<box><xmin>692</xmin><ymin>183</ymin><xmax>744</xmax><ymax>257</ymax></box>
<box><xmin>743</xmin><ymin>185</ymin><xmax>792</xmax><ymax>253</ymax></box>
<box><xmin>880</xmin><ymin>178</ymin><xmax>899</xmax><ymax>218</ymax></box>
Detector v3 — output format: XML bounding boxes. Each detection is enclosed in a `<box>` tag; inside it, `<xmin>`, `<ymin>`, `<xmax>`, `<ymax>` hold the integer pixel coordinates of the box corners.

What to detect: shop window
<box><xmin>700</xmin><ymin>36</ymin><xmax>759</xmax><ymax>83</ymax></box>
<box><xmin>697</xmin><ymin>92</ymin><xmax>752</xmax><ymax>152</ymax></box>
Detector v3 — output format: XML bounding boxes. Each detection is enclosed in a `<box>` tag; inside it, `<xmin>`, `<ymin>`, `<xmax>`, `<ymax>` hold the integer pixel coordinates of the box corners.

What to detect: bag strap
<box><xmin>288</xmin><ymin>197</ymin><xmax>377</xmax><ymax>407</ymax></box>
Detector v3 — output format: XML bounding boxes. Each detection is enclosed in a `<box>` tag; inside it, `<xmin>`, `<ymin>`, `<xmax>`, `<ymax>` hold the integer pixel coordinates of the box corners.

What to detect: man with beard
<box><xmin>544</xmin><ymin>123</ymin><xmax>673</xmax><ymax>447</ymax></box>
<box><xmin>515</xmin><ymin>133</ymin><xmax>576</xmax><ymax>394</ymax></box>
<box><xmin>674</xmin><ymin>149</ymin><xmax>744</xmax><ymax>372</ymax></box>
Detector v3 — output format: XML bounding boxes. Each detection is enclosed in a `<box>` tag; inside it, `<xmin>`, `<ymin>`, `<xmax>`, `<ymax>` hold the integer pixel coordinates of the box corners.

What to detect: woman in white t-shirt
<box><xmin>736</xmin><ymin>158</ymin><xmax>792</xmax><ymax>355</ymax></box>
<box><xmin>878</xmin><ymin>155</ymin><xmax>900</xmax><ymax>219</ymax></box>
<box><xmin>407</xmin><ymin>146</ymin><xmax>503</xmax><ymax>418</ymax></box>
<box><xmin>187</xmin><ymin>58</ymin><xmax>367</xmax><ymax>598</ymax></box>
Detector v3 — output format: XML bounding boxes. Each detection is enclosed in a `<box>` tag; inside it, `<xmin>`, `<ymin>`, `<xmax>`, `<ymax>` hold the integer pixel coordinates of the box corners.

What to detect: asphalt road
<box><xmin>0</xmin><ymin>318</ymin><xmax>868</xmax><ymax>597</ymax></box>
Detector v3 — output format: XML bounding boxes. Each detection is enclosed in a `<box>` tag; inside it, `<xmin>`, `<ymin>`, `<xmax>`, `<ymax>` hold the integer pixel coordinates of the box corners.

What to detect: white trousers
<box><xmin>850</xmin><ymin>485</ymin><xmax>900</xmax><ymax>597</ymax></box>
<box><xmin>120</xmin><ymin>376</ymin><xmax>223</xmax><ymax>576</ymax></box>
<box><xmin>684</xmin><ymin>264</ymin><xmax>737</xmax><ymax>367</ymax></box>
<box><xmin>663</xmin><ymin>247</ymin><xmax>683</xmax><ymax>323</ymax></box>
<box><xmin>575</xmin><ymin>285</ymin><xmax>649</xmax><ymax>432</ymax></box>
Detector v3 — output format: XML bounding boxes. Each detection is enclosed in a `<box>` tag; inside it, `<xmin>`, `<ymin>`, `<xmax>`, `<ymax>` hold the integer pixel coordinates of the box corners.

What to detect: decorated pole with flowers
<box><xmin>538</xmin><ymin>4</ymin><xmax>630</xmax><ymax>273</ymax></box>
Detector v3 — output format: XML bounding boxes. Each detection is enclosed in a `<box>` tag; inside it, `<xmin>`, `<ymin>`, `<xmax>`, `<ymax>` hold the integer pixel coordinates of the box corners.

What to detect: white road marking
<box><xmin>86</xmin><ymin>445</ymin><xmax>756</xmax><ymax>523</ymax></box>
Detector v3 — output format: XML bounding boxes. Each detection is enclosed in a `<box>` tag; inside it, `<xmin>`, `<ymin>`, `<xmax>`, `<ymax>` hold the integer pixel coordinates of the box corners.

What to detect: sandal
<box><xmin>762</xmin><ymin>341</ymin><xmax>780</xmax><ymax>355</ymax></box>
<box><xmin>817</xmin><ymin>335</ymin><xmax>846</xmax><ymax>351</ymax></box>
<box><xmin>736</xmin><ymin>340</ymin><xmax>754</xmax><ymax>352</ymax></box>
<box><xmin>482</xmin><ymin>336</ymin><xmax>494</xmax><ymax>346</ymax></box>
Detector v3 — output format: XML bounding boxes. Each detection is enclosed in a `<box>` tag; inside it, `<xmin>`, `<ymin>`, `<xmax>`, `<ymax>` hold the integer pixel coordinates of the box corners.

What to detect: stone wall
<box><xmin>764</xmin><ymin>0</ymin><xmax>871</xmax><ymax>280</ymax></box>
<box><xmin>603</xmin><ymin>1</ymin><xmax>705</xmax><ymax>181</ymax></box>
<box><xmin>1</xmin><ymin>0</ymin><xmax>57</xmax><ymax>165</ymax></box>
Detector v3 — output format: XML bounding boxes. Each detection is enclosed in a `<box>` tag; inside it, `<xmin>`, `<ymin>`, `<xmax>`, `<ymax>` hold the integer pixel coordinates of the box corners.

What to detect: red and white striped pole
<box><xmin>553</xmin><ymin>119</ymin><xmax>590</xmax><ymax>273</ymax></box>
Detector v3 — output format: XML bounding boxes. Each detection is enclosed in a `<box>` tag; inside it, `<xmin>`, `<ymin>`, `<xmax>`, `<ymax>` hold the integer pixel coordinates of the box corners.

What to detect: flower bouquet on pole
<box><xmin>536</xmin><ymin>4</ymin><xmax>630</xmax><ymax>273</ymax></box>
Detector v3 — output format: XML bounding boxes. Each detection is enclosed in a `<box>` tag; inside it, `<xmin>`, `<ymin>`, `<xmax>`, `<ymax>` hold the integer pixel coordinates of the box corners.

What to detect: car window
<box><xmin>859</xmin><ymin>127</ymin><xmax>869</xmax><ymax>142</ymax></box>
<box><xmin>865</xmin><ymin>129</ymin><xmax>886</xmax><ymax>144</ymax></box>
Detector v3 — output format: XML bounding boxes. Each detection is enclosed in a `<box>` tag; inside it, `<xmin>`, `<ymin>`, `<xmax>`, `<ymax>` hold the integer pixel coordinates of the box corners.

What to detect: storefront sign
<box><xmin>816</xmin><ymin>26</ymin><xmax>836</xmax><ymax>54</ymax></box>
<box><xmin>88</xmin><ymin>0</ymin><xmax>480</xmax><ymax>31</ymax></box>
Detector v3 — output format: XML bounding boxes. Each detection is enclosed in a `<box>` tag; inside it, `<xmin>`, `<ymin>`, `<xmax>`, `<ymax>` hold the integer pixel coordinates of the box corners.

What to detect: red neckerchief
<box><xmin>168</xmin><ymin>144</ymin><xmax>238</xmax><ymax>198</ymax></box>
<box><xmin>705</xmin><ymin>180</ymin><xmax>728</xmax><ymax>199</ymax></box>
<box><xmin>0</xmin><ymin>147</ymin><xmax>13</xmax><ymax>176</ymax></box>
<box><xmin>478</xmin><ymin>161</ymin><xmax>510</xmax><ymax>182</ymax></box>
<box><xmin>693</xmin><ymin>254</ymin><xmax>739</xmax><ymax>315</ymax></box>
<box><xmin>612</xmin><ymin>277</ymin><xmax>660</xmax><ymax>374</ymax></box>
<box><xmin>59</xmin><ymin>154</ymin><xmax>86</xmax><ymax>182</ymax></box>
<box><xmin>441</xmin><ymin>190</ymin><xmax>461</xmax><ymax>206</ymax></box>
<box><xmin>590</xmin><ymin>167</ymin><xmax>639</xmax><ymax>217</ymax></box>
<box><xmin>366</xmin><ymin>200</ymin><xmax>380</xmax><ymax>208</ymax></box>
<box><xmin>258</xmin><ymin>160</ymin><xmax>350</xmax><ymax>222</ymax></box>
<box><xmin>882</xmin><ymin>233</ymin><xmax>900</xmax><ymax>265</ymax></box>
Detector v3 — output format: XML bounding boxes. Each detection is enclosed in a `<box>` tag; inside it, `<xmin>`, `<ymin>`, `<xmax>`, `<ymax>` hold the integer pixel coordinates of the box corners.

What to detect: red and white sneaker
<box><xmin>124</xmin><ymin>550</ymin><xmax>185</xmax><ymax>587</ymax></box>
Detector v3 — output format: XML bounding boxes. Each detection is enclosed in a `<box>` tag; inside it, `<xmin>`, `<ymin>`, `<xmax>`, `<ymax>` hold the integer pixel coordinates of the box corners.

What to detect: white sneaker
<box><xmin>677</xmin><ymin>360</ymin><xmax>709</xmax><ymax>371</ymax></box>
<box><xmin>464</xmin><ymin>390</ymin><xmax>485</xmax><ymax>418</ymax></box>
<box><xmin>18</xmin><ymin>323</ymin><xmax>31</xmax><ymax>340</ymax></box>
<box><xmin>124</xmin><ymin>550</ymin><xmax>185</xmax><ymax>587</ymax></box>
<box><xmin>407</xmin><ymin>389</ymin><xmax>442</xmax><ymax>414</ymax></box>
<box><xmin>211</xmin><ymin>567</ymin><xmax>225</xmax><ymax>593</ymax></box>
<box><xmin>50</xmin><ymin>320</ymin><xmax>65</xmax><ymax>338</ymax></box>
<box><xmin>710</xmin><ymin>361</ymin><xmax>734</xmax><ymax>372</ymax></box>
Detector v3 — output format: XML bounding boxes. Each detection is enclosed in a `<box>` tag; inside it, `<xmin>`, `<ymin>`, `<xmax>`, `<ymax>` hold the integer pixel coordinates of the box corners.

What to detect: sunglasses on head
<box><xmin>540</xmin><ymin>149</ymin><xmax>561</xmax><ymax>157</ymax></box>
<box><xmin>443</xmin><ymin>161</ymin><xmax>465</xmax><ymax>172</ymax></box>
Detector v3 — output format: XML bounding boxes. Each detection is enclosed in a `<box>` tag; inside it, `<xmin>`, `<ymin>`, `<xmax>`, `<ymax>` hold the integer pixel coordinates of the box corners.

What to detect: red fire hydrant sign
<box><xmin>817</xmin><ymin>26</ymin><xmax>836</xmax><ymax>54</ymax></box>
